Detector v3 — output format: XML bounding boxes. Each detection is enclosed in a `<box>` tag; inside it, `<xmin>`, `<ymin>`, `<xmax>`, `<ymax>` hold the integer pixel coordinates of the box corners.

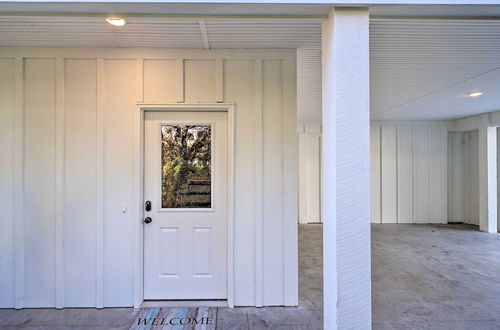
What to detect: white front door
<box><xmin>144</xmin><ymin>111</ymin><xmax>228</xmax><ymax>300</ymax></box>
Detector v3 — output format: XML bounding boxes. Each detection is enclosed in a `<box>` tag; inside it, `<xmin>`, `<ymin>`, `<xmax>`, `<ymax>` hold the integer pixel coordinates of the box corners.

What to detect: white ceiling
<box><xmin>0</xmin><ymin>14</ymin><xmax>499</xmax><ymax>121</ymax></box>
<box><xmin>371</xmin><ymin>18</ymin><xmax>500</xmax><ymax>120</ymax></box>
<box><xmin>0</xmin><ymin>16</ymin><xmax>321</xmax><ymax>48</ymax></box>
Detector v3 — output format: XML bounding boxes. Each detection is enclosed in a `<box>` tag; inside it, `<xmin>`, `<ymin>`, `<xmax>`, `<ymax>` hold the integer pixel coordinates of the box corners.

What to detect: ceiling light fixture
<box><xmin>106</xmin><ymin>18</ymin><xmax>127</xmax><ymax>27</ymax></box>
<box><xmin>467</xmin><ymin>91</ymin><xmax>483</xmax><ymax>98</ymax></box>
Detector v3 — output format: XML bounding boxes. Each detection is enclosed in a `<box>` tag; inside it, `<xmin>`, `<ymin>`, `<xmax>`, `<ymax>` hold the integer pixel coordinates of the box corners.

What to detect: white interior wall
<box><xmin>447</xmin><ymin>131</ymin><xmax>480</xmax><ymax>225</ymax></box>
<box><xmin>498</xmin><ymin>127</ymin><xmax>500</xmax><ymax>231</ymax></box>
<box><xmin>463</xmin><ymin>131</ymin><xmax>480</xmax><ymax>225</ymax></box>
<box><xmin>452</xmin><ymin>113</ymin><xmax>498</xmax><ymax>233</ymax></box>
<box><xmin>298</xmin><ymin>122</ymin><xmax>322</xmax><ymax>223</ymax></box>
<box><xmin>0</xmin><ymin>58</ymin><xmax>15</xmax><ymax>308</ymax></box>
<box><xmin>299</xmin><ymin>120</ymin><xmax>452</xmax><ymax>225</ymax></box>
<box><xmin>298</xmin><ymin>118</ymin><xmax>490</xmax><ymax>228</ymax></box>
<box><xmin>370</xmin><ymin>121</ymin><xmax>448</xmax><ymax>224</ymax></box>
<box><xmin>0</xmin><ymin>48</ymin><xmax>297</xmax><ymax>308</ymax></box>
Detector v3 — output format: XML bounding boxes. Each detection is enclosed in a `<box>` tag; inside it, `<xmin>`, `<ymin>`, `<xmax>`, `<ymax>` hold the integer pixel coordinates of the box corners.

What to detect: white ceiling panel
<box><xmin>0</xmin><ymin>16</ymin><xmax>321</xmax><ymax>49</ymax></box>
<box><xmin>373</xmin><ymin>68</ymin><xmax>500</xmax><ymax>120</ymax></box>
<box><xmin>0</xmin><ymin>16</ymin><xmax>205</xmax><ymax>47</ymax></box>
<box><xmin>0</xmin><ymin>15</ymin><xmax>499</xmax><ymax>121</ymax></box>
<box><xmin>205</xmin><ymin>19</ymin><xmax>321</xmax><ymax>48</ymax></box>
<box><xmin>371</xmin><ymin>18</ymin><xmax>500</xmax><ymax>120</ymax></box>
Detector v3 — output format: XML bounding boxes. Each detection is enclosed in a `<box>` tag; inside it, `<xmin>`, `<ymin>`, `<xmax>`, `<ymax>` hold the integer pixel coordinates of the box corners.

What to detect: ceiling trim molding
<box><xmin>0</xmin><ymin>12</ymin><xmax>328</xmax><ymax>19</ymax></box>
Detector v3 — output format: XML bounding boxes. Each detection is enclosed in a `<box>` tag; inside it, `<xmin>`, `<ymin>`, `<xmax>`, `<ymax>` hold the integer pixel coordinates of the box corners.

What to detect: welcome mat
<box><xmin>130</xmin><ymin>307</ymin><xmax>217</xmax><ymax>330</ymax></box>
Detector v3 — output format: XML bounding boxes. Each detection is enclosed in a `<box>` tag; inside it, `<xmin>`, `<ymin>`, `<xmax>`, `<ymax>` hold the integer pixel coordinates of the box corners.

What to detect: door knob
<box><xmin>144</xmin><ymin>217</ymin><xmax>152</xmax><ymax>224</ymax></box>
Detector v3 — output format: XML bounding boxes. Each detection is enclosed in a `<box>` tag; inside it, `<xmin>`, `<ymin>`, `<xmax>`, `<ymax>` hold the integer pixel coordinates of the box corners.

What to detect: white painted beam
<box><xmin>216</xmin><ymin>59</ymin><xmax>224</xmax><ymax>103</ymax></box>
<box><xmin>176</xmin><ymin>59</ymin><xmax>184</xmax><ymax>103</ymax></box>
<box><xmin>322</xmin><ymin>7</ymin><xmax>371</xmax><ymax>330</ymax></box>
<box><xmin>497</xmin><ymin>127</ymin><xmax>500</xmax><ymax>232</ymax></box>
<box><xmin>254</xmin><ymin>58</ymin><xmax>263</xmax><ymax>307</ymax></box>
<box><xmin>298</xmin><ymin>124</ymin><xmax>322</xmax><ymax>224</ymax></box>
<box><xmin>13</xmin><ymin>57</ymin><xmax>24</xmax><ymax>310</ymax></box>
<box><xmin>454</xmin><ymin>115</ymin><xmax>481</xmax><ymax>132</ymax></box>
<box><xmin>198</xmin><ymin>19</ymin><xmax>210</xmax><ymax>50</ymax></box>
<box><xmin>478</xmin><ymin>114</ymin><xmax>497</xmax><ymax>233</ymax></box>
<box><xmin>136</xmin><ymin>57</ymin><xmax>144</xmax><ymax>103</ymax></box>
<box><xmin>95</xmin><ymin>58</ymin><xmax>105</xmax><ymax>308</ymax></box>
<box><xmin>322</xmin><ymin>12</ymin><xmax>337</xmax><ymax>328</ymax></box>
<box><xmin>55</xmin><ymin>58</ymin><xmax>65</xmax><ymax>309</ymax></box>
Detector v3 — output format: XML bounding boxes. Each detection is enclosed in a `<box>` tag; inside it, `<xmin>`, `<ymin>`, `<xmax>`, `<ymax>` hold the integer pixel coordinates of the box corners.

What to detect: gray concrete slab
<box><xmin>1</xmin><ymin>224</ymin><xmax>499</xmax><ymax>329</ymax></box>
<box><xmin>372</xmin><ymin>224</ymin><xmax>500</xmax><ymax>330</ymax></box>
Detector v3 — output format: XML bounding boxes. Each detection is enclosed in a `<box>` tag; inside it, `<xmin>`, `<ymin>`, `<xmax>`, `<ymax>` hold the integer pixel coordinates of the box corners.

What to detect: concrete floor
<box><xmin>1</xmin><ymin>224</ymin><xmax>499</xmax><ymax>329</ymax></box>
<box><xmin>372</xmin><ymin>224</ymin><xmax>500</xmax><ymax>330</ymax></box>
<box><xmin>0</xmin><ymin>224</ymin><xmax>322</xmax><ymax>330</ymax></box>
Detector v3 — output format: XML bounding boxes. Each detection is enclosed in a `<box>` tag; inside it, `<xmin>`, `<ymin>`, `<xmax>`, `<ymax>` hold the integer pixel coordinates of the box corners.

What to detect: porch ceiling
<box><xmin>0</xmin><ymin>13</ymin><xmax>499</xmax><ymax>121</ymax></box>
<box><xmin>0</xmin><ymin>16</ymin><xmax>322</xmax><ymax>48</ymax></box>
<box><xmin>371</xmin><ymin>18</ymin><xmax>500</xmax><ymax>121</ymax></box>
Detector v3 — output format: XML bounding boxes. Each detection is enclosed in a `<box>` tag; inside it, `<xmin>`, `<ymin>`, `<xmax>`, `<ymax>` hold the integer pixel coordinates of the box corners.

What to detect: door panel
<box><xmin>144</xmin><ymin>111</ymin><xmax>228</xmax><ymax>300</ymax></box>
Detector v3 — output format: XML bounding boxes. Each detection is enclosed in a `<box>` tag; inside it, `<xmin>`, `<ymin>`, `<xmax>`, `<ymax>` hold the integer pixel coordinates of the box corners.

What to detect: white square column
<box><xmin>322</xmin><ymin>7</ymin><xmax>371</xmax><ymax>329</ymax></box>
<box><xmin>479</xmin><ymin>115</ymin><xmax>498</xmax><ymax>233</ymax></box>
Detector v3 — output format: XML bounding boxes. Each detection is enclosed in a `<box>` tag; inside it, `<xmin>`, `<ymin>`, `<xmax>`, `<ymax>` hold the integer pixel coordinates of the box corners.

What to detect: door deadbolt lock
<box><xmin>144</xmin><ymin>217</ymin><xmax>152</xmax><ymax>224</ymax></box>
<box><xmin>145</xmin><ymin>201</ymin><xmax>152</xmax><ymax>212</ymax></box>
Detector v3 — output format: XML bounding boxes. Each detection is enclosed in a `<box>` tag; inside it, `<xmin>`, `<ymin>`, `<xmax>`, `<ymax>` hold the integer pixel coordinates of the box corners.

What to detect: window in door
<box><xmin>160</xmin><ymin>124</ymin><xmax>212</xmax><ymax>208</ymax></box>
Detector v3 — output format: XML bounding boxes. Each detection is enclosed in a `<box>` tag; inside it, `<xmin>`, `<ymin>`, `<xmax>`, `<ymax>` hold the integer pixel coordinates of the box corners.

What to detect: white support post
<box><xmin>478</xmin><ymin>114</ymin><xmax>498</xmax><ymax>233</ymax></box>
<box><xmin>497</xmin><ymin>127</ymin><xmax>500</xmax><ymax>232</ymax></box>
<box><xmin>322</xmin><ymin>7</ymin><xmax>371</xmax><ymax>330</ymax></box>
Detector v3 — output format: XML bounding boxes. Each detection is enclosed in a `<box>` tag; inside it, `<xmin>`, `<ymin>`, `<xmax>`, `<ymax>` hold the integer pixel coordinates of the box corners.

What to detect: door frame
<box><xmin>133</xmin><ymin>103</ymin><xmax>235</xmax><ymax>308</ymax></box>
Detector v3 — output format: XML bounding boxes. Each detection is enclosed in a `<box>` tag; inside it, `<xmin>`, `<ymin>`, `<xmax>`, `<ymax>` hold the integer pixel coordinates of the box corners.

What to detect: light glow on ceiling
<box><xmin>467</xmin><ymin>91</ymin><xmax>483</xmax><ymax>98</ymax></box>
<box><xmin>105</xmin><ymin>18</ymin><xmax>127</xmax><ymax>27</ymax></box>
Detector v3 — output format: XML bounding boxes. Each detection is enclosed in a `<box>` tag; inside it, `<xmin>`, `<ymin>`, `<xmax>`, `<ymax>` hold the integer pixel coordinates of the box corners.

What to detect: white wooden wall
<box><xmin>448</xmin><ymin>130</ymin><xmax>480</xmax><ymax>225</ymax></box>
<box><xmin>498</xmin><ymin>127</ymin><xmax>500</xmax><ymax>231</ymax></box>
<box><xmin>0</xmin><ymin>48</ymin><xmax>297</xmax><ymax>308</ymax></box>
<box><xmin>298</xmin><ymin>122</ymin><xmax>321</xmax><ymax>223</ymax></box>
<box><xmin>371</xmin><ymin>121</ymin><xmax>448</xmax><ymax>224</ymax></box>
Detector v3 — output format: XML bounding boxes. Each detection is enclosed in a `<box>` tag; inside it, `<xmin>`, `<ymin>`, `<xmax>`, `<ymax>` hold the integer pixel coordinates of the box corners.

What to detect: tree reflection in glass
<box><xmin>161</xmin><ymin>125</ymin><xmax>212</xmax><ymax>208</ymax></box>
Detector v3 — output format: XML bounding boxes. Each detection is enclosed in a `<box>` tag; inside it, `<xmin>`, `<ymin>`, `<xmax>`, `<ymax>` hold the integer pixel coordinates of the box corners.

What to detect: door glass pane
<box><xmin>161</xmin><ymin>125</ymin><xmax>212</xmax><ymax>208</ymax></box>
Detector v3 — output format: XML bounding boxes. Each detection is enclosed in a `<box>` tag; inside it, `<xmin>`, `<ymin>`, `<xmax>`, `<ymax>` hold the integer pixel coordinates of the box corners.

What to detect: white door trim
<box><xmin>133</xmin><ymin>103</ymin><xmax>235</xmax><ymax>308</ymax></box>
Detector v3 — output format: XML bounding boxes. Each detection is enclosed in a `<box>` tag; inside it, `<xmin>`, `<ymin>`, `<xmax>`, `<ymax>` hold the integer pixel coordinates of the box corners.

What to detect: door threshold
<box><xmin>141</xmin><ymin>300</ymin><xmax>229</xmax><ymax>308</ymax></box>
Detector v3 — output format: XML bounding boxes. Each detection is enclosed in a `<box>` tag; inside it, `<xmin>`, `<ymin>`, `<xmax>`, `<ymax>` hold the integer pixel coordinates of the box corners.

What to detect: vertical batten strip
<box><xmin>216</xmin><ymin>59</ymin><xmax>224</xmax><ymax>103</ymax></box>
<box><xmin>441</xmin><ymin>124</ymin><xmax>448</xmax><ymax>224</ymax></box>
<box><xmin>379</xmin><ymin>126</ymin><xmax>383</xmax><ymax>223</ymax></box>
<box><xmin>254</xmin><ymin>58</ymin><xmax>263</xmax><ymax>308</ymax></box>
<box><xmin>136</xmin><ymin>57</ymin><xmax>144</xmax><ymax>103</ymax></box>
<box><xmin>412</xmin><ymin>124</ymin><xmax>417</xmax><ymax>223</ymax></box>
<box><xmin>95</xmin><ymin>59</ymin><xmax>105</xmax><ymax>308</ymax></box>
<box><xmin>13</xmin><ymin>57</ymin><xmax>24</xmax><ymax>310</ymax></box>
<box><xmin>411</xmin><ymin>125</ymin><xmax>415</xmax><ymax>224</ymax></box>
<box><xmin>133</xmin><ymin>106</ymin><xmax>143</xmax><ymax>308</ymax></box>
<box><xmin>55</xmin><ymin>58</ymin><xmax>65</xmax><ymax>309</ymax></box>
<box><xmin>176</xmin><ymin>59</ymin><xmax>184</xmax><ymax>103</ymax></box>
<box><xmin>227</xmin><ymin>105</ymin><xmax>235</xmax><ymax>308</ymax></box>
<box><xmin>282</xmin><ymin>55</ymin><xmax>298</xmax><ymax>306</ymax></box>
<box><xmin>427</xmin><ymin>124</ymin><xmax>432</xmax><ymax>223</ymax></box>
<box><xmin>395</xmin><ymin>126</ymin><xmax>399</xmax><ymax>223</ymax></box>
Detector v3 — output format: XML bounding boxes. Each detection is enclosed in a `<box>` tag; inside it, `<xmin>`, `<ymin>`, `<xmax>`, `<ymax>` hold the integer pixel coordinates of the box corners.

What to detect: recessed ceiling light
<box><xmin>467</xmin><ymin>91</ymin><xmax>483</xmax><ymax>98</ymax></box>
<box><xmin>106</xmin><ymin>18</ymin><xmax>127</xmax><ymax>27</ymax></box>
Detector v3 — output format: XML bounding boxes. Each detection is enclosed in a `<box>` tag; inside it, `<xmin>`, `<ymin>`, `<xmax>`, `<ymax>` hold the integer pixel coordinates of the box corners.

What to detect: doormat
<box><xmin>130</xmin><ymin>307</ymin><xmax>217</xmax><ymax>330</ymax></box>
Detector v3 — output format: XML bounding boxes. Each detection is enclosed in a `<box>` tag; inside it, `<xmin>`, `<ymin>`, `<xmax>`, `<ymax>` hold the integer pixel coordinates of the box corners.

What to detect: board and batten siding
<box><xmin>371</xmin><ymin>121</ymin><xmax>448</xmax><ymax>224</ymax></box>
<box><xmin>0</xmin><ymin>48</ymin><xmax>297</xmax><ymax>308</ymax></box>
<box><xmin>298</xmin><ymin>122</ymin><xmax>322</xmax><ymax>223</ymax></box>
<box><xmin>448</xmin><ymin>130</ymin><xmax>480</xmax><ymax>225</ymax></box>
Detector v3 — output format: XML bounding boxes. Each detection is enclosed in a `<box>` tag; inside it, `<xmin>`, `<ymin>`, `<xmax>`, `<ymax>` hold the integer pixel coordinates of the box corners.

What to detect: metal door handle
<box><xmin>144</xmin><ymin>217</ymin><xmax>152</xmax><ymax>224</ymax></box>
